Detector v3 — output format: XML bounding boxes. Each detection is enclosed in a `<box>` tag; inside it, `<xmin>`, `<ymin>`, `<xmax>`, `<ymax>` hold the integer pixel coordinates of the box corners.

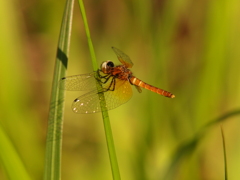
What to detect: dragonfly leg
<box><xmin>102</xmin><ymin>74</ymin><xmax>113</xmax><ymax>84</ymax></box>
<box><xmin>95</xmin><ymin>70</ymin><xmax>116</xmax><ymax>93</ymax></box>
<box><xmin>105</xmin><ymin>77</ymin><xmax>116</xmax><ymax>91</ymax></box>
<box><xmin>97</xmin><ymin>76</ymin><xmax>116</xmax><ymax>93</ymax></box>
<box><xmin>97</xmin><ymin>70</ymin><xmax>113</xmax><ymax>84</ymax></box>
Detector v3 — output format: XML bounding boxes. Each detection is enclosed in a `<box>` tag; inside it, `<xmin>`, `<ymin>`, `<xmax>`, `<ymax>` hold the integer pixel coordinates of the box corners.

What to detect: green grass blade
<box><xmin>0</xmin><ymin>126</ymin><xmax>31</xmax><ymax>180</ymax></box>
<box><xmin>78</xmin><ymin>1</ymin><xmax>121</xmax><ymax>179</ymax></box>
<box><xmin>0</xmin><ymin>1</ymin><xmax>32</xmax><ymax>179</ymax></box>
<box><xmin>164</xmin><ymin>109</ymin><xmax>240</xmax><ymax>180</ymax></box>
<box><xmin>43</xmin><ymin>0</ymin><xmax>74</xmax><ymax>179</ymax></box>
<box><xmin>204</xmin><ymin>109</ymin><xmax>240</xmax><ymax>128</ymax></box>
<box><xmin>221</xmin><ymin>126</ymin><xmax>228</xmax><ymax>180</ymax></box>
<box><xmin>100</xmin><ymin>110</ymin><xmax>121</xmax><ymax>180</ymax></box>
<box><xmin>78</xmin><ymin>0</ymin><xmax>97</xmax><ymax>71</ymax></box>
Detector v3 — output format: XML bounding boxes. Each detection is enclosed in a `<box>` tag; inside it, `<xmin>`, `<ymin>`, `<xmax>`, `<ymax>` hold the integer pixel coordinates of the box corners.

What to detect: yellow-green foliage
<box><xmin>0</xmin><ymin>0</ymin><xmax>240</xmax><ymax>180</ymax></box>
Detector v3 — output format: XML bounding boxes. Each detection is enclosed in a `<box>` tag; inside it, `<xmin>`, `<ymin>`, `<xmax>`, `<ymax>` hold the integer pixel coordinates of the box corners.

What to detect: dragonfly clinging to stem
<box><xmin>59</xmin><ymin>47</ymin><xmax>175</xmax><ymax>113</ymax></box>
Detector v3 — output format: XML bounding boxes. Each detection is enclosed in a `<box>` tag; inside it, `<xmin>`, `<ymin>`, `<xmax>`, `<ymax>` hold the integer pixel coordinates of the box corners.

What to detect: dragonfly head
<box><xmin>101</xmin><ymin>61</ymin><xmax>114</xmax><ymax>74</ymax></box>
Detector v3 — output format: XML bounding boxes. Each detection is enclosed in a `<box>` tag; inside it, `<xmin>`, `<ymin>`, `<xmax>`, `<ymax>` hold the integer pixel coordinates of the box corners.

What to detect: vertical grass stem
<box><xmin>78</xmin><ymin>1</ymin><xmax>121</xmax><ymax>179</ymax></box>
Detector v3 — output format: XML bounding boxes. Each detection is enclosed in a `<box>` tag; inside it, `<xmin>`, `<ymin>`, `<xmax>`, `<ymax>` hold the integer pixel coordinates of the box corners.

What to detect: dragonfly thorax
<box><xmin>112</xmin><ymin>65</ymin><xmax>132</xmax><ymax>80</ymax></box>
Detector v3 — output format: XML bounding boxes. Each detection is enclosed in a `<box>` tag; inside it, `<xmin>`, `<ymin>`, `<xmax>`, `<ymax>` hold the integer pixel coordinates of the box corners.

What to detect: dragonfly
<box><xmin>59</xmin><ymin>47</ymin><xmax>175</xmax><ymax>113</ymax></box>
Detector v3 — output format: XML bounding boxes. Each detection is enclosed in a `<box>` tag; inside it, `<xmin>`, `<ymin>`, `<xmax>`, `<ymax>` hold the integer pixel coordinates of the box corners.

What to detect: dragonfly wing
<box><xmin>72</xmin><ymin>89</ymin><xmax>103</xmax><ymax>113</ymax></box>
<box><xmin>59</xmin><ymin>72</ymin><xmax>97</xmax><ymax>91</ymax></box>
<box><xmin>134</xmin><ymin>85</ymin><xmax>142</xmax><ymax>93</ymax></box>
<box><xmin>71</xmin><ymin>79</ymin><xmax>133</xmax><ymax>113</ymax></box>
<box><xmin>104</xmin><ymin>78</ymin><xmax>133</xmax><ymax>110</ymax></box>
<box><xmin>112</xmin><ymin>47</ymin><xmax>134</xmax><ymax>68</ymax></box>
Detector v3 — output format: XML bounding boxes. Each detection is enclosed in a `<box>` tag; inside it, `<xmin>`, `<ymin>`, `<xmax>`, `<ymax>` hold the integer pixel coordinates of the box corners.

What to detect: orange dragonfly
<box><xmin>60</xmin><ymin>47</ymin><xmax>175</xmax><ymax>113</ymax></box>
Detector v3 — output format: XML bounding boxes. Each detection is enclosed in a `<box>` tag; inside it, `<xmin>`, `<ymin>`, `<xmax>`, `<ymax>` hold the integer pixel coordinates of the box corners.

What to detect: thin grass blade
<box><xmin>221</xmin><ymin>126</ymin><xmax>228</xmax><ymax>180</ymax></box>
<box><xmin>78</xmin><ymin>1</ymin><xmax>121</xmax><ymax>179</ymax></box>
<box><xmin>0</xmin><ymin>126</ymin><xmax>31</xmax><ymax>180</ymax></box>
<box><xmin>43</xmin><ymin>0</ymin><xmax>74</xmax><ymax>179</ymax></box>
<box><xmin>163</xmin><ymin>109</ymin><xmax>240</xmax><ymax>180</ymax></box>
<box><xmin>0</xmin><ymin>0</ymin><xmax>32</xmax><ymax>179</ymax></box>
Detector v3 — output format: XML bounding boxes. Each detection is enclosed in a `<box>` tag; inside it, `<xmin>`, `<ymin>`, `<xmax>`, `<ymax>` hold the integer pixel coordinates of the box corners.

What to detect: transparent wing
<box><xmin>59</xmin><ymin>72</ymin><xmax>97</xmax><ymax>91</ymax></box>
<box><xmin>71</xmin><ymin>78</ymin><xmax>133</xmax><ymax>113</ymax></box>
<box><xmin>112</xmin><ymin>47</ymin><xmax>134</xmax><ymax>68</ymax></box>
<box><xmin>134</xmin><ymin>85</ymin><xmax>142</xmax><ymax>93</ymax></box>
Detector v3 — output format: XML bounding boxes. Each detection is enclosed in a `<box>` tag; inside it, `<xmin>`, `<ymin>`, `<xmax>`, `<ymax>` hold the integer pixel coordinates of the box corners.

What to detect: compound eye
<box><xmin>101</xmin><ymin>61</ymin><xmax>114</xmax><ymax>74</ymax></box>
<box><xmin>106</xmin><ymin>61</ymin><xmax>114</xmax><ymax>67</ymax></box>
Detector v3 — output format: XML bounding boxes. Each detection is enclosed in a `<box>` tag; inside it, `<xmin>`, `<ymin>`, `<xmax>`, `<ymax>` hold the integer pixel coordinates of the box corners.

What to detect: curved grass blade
<box><xmin>43</xmin><ymin>0</ymin><xmax>74</xmax><ymax>179</ymax></box>
<box><xmin>0</xmin><ymin>0</ymin><xmax>32</xmax><ymax>179</ymax></box>
<box><xmin>78</xmin><ymin>1</ymin><xmax>121</xmax><ymax>179</ymax></box>
<box><xmin>0</xmin><ymin>126</ymin><xmax>31</xmax><ymax>180</ymax></box>
<box><xmin>163</xmin><ymin>109</ymin><xmax>240</xmax><ymax>180</ymax></box>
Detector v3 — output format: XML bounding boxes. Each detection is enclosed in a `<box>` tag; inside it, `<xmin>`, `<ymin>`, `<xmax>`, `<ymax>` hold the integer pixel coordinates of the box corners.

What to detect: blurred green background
<box><xmin>1</xmin><ymin>0</ymin><xmax>240</xmax><ymax>179</ymax></box>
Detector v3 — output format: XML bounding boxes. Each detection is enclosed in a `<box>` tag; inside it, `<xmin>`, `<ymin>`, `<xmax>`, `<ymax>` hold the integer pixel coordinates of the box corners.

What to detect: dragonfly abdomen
<box><xmin>130</xmin><ymin>76</ymin><xmax>175</xmax><ymax>98</ymax></box>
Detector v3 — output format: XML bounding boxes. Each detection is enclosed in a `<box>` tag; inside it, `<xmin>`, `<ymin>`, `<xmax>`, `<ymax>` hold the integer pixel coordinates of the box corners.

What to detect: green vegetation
<box><xmin>44</xmin><ymin>0</ymin><xmax>74</xmax><ymax>179</ymax></box>
<box><xmin>0</xmin><ymin>0</ymin><xmax>240</xmax><ymax>179</ymax></box>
